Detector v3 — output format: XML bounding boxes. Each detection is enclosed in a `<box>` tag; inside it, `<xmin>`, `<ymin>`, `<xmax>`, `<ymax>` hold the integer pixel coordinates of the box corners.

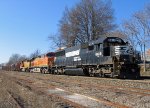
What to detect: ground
<box><xmin>0</xmin><ymin>70</ymin><xmax>150</xmax><ymax>108</ymax></box>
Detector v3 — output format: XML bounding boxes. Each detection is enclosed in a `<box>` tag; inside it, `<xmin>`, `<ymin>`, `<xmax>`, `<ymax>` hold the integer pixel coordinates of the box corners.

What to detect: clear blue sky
<box><xmin>0</xmin><ymin>0</ymin><xmax>149</xmax><ymax>63</ymax></box>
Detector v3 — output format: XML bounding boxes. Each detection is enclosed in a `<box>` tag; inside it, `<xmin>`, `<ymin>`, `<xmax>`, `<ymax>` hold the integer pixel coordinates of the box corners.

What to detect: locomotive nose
<box><xmin>114</xmin><ymin>45</ymin><xmax>133</xmax><ymax>56</ymax></box>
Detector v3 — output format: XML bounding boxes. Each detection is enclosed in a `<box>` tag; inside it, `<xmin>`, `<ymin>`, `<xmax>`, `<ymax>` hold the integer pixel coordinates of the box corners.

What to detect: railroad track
<box><xmin>0</xmin><ymin>72</ymin><xmax>130</xmax><ymax>108</ymax></box>
<box><xmin>2</xmin><ymin>71</ymin><xmax>150</xmax><ymax>108</ymax></box>
<box><xmin>23</xmin><ymin>74</ymin><xmax>150</xmax><ymax>96</ymax></box>
<box><xmin>51</xmin><ymin>78</ymin><xmax>150</xmax><ymax>95</ymax></box>
<box><xmin>15</xmin><ymin>77</ymin><xmax>130</xmax><ymax>108</ymax></box>
<box><xmin>4</xmin><ymin>70</ymin><xmax>150</xmax><ymax>83</ymax></box>
<box><xmin>2</xmin><ymin>75</ymin><xmax>83</xmax><ymax>108</ymax></box>
<box><xmin>3</xmin><ymin>71</ymin><xmax>150</xmax><ymax>96</ymax></box>
<box><xmin>7</xmin><ymin>91</ymin><xmax>22</xmax><ymax>108</ymax></box>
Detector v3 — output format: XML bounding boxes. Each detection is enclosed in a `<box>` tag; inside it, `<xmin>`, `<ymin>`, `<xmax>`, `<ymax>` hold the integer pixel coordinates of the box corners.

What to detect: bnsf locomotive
<box><xmin>3</xmin><ymin>37</ymin><xmax>140</xmax><ymax>79</ymax></box>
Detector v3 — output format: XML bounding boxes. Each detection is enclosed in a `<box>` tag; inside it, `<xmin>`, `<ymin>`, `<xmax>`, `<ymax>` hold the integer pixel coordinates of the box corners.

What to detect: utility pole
<box><xmin>143</xmin><ymin>43</ymin><xmax>146</xmax><ymax>72</ymax></box>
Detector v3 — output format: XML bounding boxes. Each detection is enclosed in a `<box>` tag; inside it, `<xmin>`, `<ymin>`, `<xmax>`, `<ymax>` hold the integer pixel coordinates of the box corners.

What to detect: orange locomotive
<box><xmin>29</xmin><ymin>52</ymin><xmax>55</xmax><ymax>73</ymax></box>
<box><xmin>20</xmin><ymin>60</ymin><xmax>30</xmax><ymax>72</ymax></box>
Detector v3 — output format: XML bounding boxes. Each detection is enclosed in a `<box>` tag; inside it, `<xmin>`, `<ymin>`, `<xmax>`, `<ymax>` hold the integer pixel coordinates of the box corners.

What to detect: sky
<box><xmin>0</xmin><ymin>0</ymin><xmax>149</xmax><ymax>64</ymax></box>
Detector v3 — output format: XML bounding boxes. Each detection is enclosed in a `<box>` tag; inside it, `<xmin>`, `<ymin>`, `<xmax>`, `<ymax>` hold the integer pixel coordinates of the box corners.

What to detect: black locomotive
<box><xmin>53</xmin><ymin>37</ymin><xmax>140</xmax><ymax>79</ymax></box>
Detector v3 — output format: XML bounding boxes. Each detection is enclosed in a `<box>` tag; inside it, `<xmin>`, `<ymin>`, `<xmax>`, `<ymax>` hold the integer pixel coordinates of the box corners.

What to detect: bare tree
<box><xmin>123</xmin><ymin>20</ymin><xmax>139</xmax><ymax>50</ymax></box>
<box><xmin>7</xmin><ymin>54</ymin><xmax>26</xmax><ymax>65</ymax></box>
<box><xmin>30</xmin><ymin>50</ymin><xmax>41</xmax><ymax>58</ymax></box>
<box><xmin>48</xmin><ymin>34</ymin><xmax>65</xmax><ymax>50</ymax></box>
<box><xmin>18</xmin><ymin>55</ymin><xmax>27</xmax><ymax>62</ymax></box>
<box><xmin>146</xmin><ymin>3</ymin><xmax>150</xmax><ymax>17</ymax></box>
<box><xmin>59</xmin><ymin>0</ymin><xmax>116</xmax><ymax>47</ymax></box>
<box><xmin>59</xmin><ymin>7</ymin><xmax>74</xmax><ymax>47</ymax></box>
<box><xmin>123</xmin><ymin>5</ymin><xmax>150</xmax><ymax>72</ymax></box>
<box><xmin>7</xmin><ymin>54</ymin><xmax>20</xmax><ymax>65</ymax></box>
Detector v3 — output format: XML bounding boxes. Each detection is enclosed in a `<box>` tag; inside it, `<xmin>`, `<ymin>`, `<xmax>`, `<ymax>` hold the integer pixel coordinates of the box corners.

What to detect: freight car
<box><xmin>11</xmin><ymin>62</ymin><xmax>20</xmax><ymax>71</ymax></box>
<box><xmin>50</xmin><ymin>37</ymin><xmax>140</xmax><ymax>79</ymax></box>
<box><xmin>2</xmin><ymin>63</ymin><xmax>20</xmax><ymax>71</ymax></box>
<box><xmin>2</xmin><ymin>65</ymin><xmax>11</xmax><ymax>71</ymax></box>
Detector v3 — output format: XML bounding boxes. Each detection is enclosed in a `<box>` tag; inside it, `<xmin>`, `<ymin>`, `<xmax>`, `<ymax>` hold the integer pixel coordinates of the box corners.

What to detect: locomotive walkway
<box><xmin>0</xmin><ymin>70</ymin><xmax>150</xmax><ymax>108</ymax></box>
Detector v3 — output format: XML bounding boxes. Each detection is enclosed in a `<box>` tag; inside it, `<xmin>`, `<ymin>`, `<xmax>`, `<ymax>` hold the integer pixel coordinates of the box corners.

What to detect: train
<box><xmin>2</xmin><ymin>37</ymin><xmax>140</xmax><ymax>79</ymax></box>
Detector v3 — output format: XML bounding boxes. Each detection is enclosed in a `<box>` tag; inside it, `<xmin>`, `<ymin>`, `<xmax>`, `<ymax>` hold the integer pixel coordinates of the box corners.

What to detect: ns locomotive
<box><xmin>52</xmin><ymin>37</ymin><xmax>140</xmax><ymax>78</ymax></box>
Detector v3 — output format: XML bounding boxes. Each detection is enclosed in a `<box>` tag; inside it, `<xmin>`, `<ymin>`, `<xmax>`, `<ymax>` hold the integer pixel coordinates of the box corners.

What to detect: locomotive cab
<box><xmin>103</xmin><ymin>37</ymin><xmax>126</xmax><ymax>56</ymax></box>
<box><xmin>102</xmin><ymin>37</ymin><xmax>140</xmax><ymax>78</ymax></box>
<box><xmin>89</xmin><ymin>37</ymin><xmax>140</xmax><ymax>78</ymax></box>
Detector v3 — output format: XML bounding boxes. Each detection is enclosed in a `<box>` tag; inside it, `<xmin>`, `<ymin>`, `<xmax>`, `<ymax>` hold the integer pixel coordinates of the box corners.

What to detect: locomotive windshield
<box><xmin>103</xmin><ymin>37</ymin><xmax>126</xmax><ymax>56</ymax></box>
<box><xmin>104</xmin><ymin>37</ymin><xmax>126</xmax><ymax>46</ymax></box>
<box><xmin>55</xmin><ymin>50</ymin><xmax>65</xmax><ymax>57</ymax></box>
<box><xmin>46</xmin><ymin>52</ymin><xmax>55</xmax><ymax>57</ymax></box>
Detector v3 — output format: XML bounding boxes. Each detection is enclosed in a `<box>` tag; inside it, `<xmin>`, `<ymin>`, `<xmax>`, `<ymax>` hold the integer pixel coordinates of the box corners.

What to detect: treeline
<box><xmin>123</xmin><ymin>3</ymin><xmax>150</xmax><ymax>55</ymax></box>
<box><xmin>5</xmin><ymin>50</ymin><xmax>41</xmax><ymax>66</ymax></box>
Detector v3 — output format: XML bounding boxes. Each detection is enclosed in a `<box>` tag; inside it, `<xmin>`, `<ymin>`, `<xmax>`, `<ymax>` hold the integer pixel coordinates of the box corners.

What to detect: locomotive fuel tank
<box><xmin>64</xmin><ymin>68</ymin><xmax>85</xmax><ymax>76</ymax></box>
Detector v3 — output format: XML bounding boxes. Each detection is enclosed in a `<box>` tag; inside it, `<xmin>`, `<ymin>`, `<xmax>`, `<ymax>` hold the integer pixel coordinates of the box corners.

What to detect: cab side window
<box><xmin>96</xmin><ymin>44</ymin><xmax>102</xmax><ymax>51</ymax></box>
<box><xmin>55</xmin><ymin>50</ymin><xmax>65</xmax><ymax>57</ymax></box>
<box><xmin>88</xmin><ymin>45</ymin><xmax>94</xmax><ymax>51</ymax></box>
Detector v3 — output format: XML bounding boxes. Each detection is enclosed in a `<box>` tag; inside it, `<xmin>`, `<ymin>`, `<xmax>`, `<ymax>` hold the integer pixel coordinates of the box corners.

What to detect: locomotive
<box><xmin>52</xmin><ymin>37</ymin><xmax>140</xmax><ymax>78</ymax></box>
<box><xmin>29</xmin><ymin>52</ymin><xmax>55</xmax><ymax>73</ymax></box>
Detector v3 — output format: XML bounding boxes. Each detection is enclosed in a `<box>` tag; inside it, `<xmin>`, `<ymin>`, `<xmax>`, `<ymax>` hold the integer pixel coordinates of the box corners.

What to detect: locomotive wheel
<box><xmin>135</xmin><ymin>74</ymin><xmax>140</xmax><ymax>79</ymax></box>
<box><xmin>43</xmin><ymin>68</ymin><xmax>48</xmax><ymax>74</ymax></box>
<box><xmin>135</xmin><ymin>68</ymin><xmax>140</xmax><ymax>79</ymax></box>
<box><xmin>29</xmin><ymin>69</ymin><xmax>32</xmax><ymax>73</ymax></box>
<box><xmin>56</xmin><ymin>69</ymin><xmax>60</xmax><ymax>75</ymax></box>
<box><xmin>110</xmin><ymin>72</ymin><xmax>114</xmax><ymax>78</ymax></box>
<box><xmin>99</xmin><ymin>71</ymin><xmax>104</xmax><ymax>77</ymax></box>
<box><xmin>48</xmin><ymin>69</ymin><xmax>52</xmax><ymax>74</ymax></box>
<box><xmin>40</xmin><ymin>69</ymin><xmax>43</xmax><ymax>74</ymax></box>
<box><xmin>119</xmin><ymin>73</ymin><xmax>126</xmax><ymax>79</ymax></box>
<box><xmin>26</xmin><ymin>69</ymin><xmax>29</xmax><ymax>72</ymax></box>
<box><xmin>57</xmin><ymin>69</ymin><xmax>61</xmax><ymax>75</ymax></box>
<box><xmin>60</xmin><ymin>68</ymin><xmax>64</xmax><ymax>75</ymax></box>
<box><xmin>89</xmin><ymin>73</ymin><xmax>94</xmax><ymax>77</ymax></box>
<box><xmin>54</xmin><ymin>70</ymin><xmax>56</xmax><ymax>74</ymax></box>
<box><xmin>89</xmin><ymin>68</ymin><xmax>94</xmax><ymax>77</ymax></box>
<box><xmin>42</xmin><ymin>70</ymin><xmax>44</xmax><ymax>74</ymax></box>
<box><xmin>41</xmin><ymin>68</ymin><xmax>46</xmax><ymax>74</ymax></box>
<box><xmin>41</xmin><ymin>69</ymin><xmax>43</xmax><ymax>74</ymax></box>
<box><xmin>50</xmin><ymin>69</ymin><xmax>54</xmax><ymax>74</ymax></box>
<box><xmin>83</xmin><ymin>68</ymin><xmax>90</xmax><ymax>76</ymax></box>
